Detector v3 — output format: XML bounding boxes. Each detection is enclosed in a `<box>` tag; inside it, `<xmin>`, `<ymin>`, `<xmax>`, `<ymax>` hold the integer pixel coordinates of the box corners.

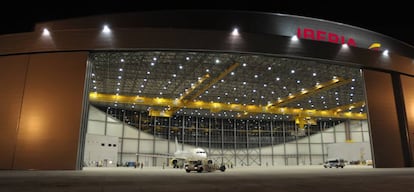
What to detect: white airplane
<box><xmin>134</xmin><ymin>137</ymin><xmax>208</xmax><ymax>168</ymax></box>
<box><xmin>170</xmin><ymin>137</ymin><xmax>208</xmax><ymax>168</ymax></box>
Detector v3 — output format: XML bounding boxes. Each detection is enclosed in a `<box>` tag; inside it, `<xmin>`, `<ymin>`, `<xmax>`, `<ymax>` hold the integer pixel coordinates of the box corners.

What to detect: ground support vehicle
<box><xmin>323</xmin><ymin>158</ymin><xmax>345</xmax><ymax>168</ymax></box>
<box><xmin>184</xmin><ymin>159</ymin><xmax>226</xmax><ymax>173</ymax></box>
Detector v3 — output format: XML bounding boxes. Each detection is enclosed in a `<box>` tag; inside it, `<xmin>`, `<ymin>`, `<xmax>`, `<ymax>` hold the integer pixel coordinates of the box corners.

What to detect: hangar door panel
<box><xmin>363</xmin><ymin>69</ymin><xmax>404</xmax><ymax>167</ymax></box>
<box><xmin>400</xmin><ymin>75</ymin><xmax>414</xmax><ymax>166</ymax></box>
<box><xmin>0</xmin><ymin>55</ymin><xmax>29</xmax><ymax>169</ymax></box>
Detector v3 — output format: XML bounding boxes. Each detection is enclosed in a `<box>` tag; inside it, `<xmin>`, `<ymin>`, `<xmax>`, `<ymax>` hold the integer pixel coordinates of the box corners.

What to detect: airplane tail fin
<box><xmin>175</xmin><ymin>136</ymin><xmax>179</xmax><ymax>152</ymax></box>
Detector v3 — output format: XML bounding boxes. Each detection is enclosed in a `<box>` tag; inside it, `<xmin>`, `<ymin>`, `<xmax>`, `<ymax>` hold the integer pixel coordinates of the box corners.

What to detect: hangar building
<box><xmin>0</xmin><ymin>10</ymin><xmax>413</xmax><ymax>170</ymax></box>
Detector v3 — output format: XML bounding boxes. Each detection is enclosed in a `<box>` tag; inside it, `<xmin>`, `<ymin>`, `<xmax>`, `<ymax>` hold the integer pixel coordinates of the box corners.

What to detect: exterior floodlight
<box><xmin>102</xmin><ymin>25</ymin><xmax>111</xmax><ymax>33</ymax></box>
<box><xmin>382</xmin><ymin>49</ymin><xmax>389</xmax><ymax>56</ymax></box>
<box><xmin>42</xmin><ymin>28</ymin><xmax>50</xmax><ymax>36</ymax></box>
<box><xmin>232</xmin><ymin>28</ymin><xmax>239</xmax><ymax>36</ymax></box>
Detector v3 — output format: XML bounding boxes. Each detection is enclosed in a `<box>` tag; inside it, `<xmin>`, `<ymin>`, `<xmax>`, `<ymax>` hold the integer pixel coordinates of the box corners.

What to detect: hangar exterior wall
<box><xmin>0</xmin><ymin>11</ymin><xmax>413</xmax><ymax>169</ymax></box>
<box><xmin>0</xmin><ymin>55</ymin><xmax>29</xmax><ymax>169</ymax></box>
<box><xmin>0</xmin><ymin>52</ymin><xmax>88</xmax><ymax>170</ymax></box>
<box><xmin>363</xmin><ymin>70</ymin><xmax>405</xmax><ymax>168</ymax></box>
<box><xmin>400</xmin><ymin>75</ymin><xmax>414</xmax><ymax>166</ymax></box>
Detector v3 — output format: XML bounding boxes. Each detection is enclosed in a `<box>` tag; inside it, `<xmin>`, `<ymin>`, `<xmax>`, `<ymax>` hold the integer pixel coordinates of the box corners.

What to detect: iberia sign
<box><xmin>297</xmin><ymin>27</ymin><xmax>356</xmax><ymax>47</ymax></box>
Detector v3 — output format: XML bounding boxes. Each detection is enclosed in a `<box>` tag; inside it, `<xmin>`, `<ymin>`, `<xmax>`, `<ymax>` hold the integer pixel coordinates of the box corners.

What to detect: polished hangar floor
<box><xmin>1</xmin><ymin>166</ymin><xmax>414</xmax><ymax>192</ymax></box>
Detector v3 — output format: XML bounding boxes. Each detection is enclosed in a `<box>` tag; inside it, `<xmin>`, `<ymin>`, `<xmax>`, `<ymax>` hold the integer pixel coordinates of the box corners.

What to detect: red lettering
<box><xmin>296</xmin><ymin>27</ymin><xmax>357</xmax><ymax>47</ymax></box>
<box><xmin>347</xmin><ymin>38</ymin><xmax>356</xmax><ymax>47</ymax></box>
<box><xmin>328</xmin><ymin>33</ymin><xmax>339</xmax><ymax>43</ymax></box>
<box><xmin>316</xmin><ymin>30</ymin><xmax>326</xmax><ymax>41</ymax></box>
<box><xmin>303</xmin><ymin>28</ymin><xmax>314</xmax><ymax>40</ymax></box>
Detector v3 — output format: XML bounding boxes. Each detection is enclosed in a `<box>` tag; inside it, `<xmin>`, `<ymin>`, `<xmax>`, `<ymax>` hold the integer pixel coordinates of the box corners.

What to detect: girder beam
<box><xmin>89</xmin><ymin>92</ymin><xmax>367</xmax><ymax>120</ymax></box>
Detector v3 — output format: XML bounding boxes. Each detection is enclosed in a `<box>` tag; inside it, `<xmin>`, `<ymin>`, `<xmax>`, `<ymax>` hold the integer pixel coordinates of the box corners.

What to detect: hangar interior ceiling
<box><xmin>88</xmin><ymin>51</ymin><xmax>366</xmax><ymax>125</ymax></box>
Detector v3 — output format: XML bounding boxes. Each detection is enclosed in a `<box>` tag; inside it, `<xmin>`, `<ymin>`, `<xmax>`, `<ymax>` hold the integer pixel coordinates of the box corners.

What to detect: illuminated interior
<box><xmin>85</xmin><ymin>51</ymin><xmax>371</xmax><ymax>167</ymax></box>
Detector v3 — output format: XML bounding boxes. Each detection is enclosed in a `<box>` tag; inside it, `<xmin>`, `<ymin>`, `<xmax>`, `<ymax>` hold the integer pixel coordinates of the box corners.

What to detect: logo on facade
<box><xmin>297</xmin><ymin>27</ymin><xmax>356</xmax><ymax>46</ymax></box>
<box><xmin>368</xmin><ymin>43</ymin><xmax>381</xmax><ymax>51</ymax></box>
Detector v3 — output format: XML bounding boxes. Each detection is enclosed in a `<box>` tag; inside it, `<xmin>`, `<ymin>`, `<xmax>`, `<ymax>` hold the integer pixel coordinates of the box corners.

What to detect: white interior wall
<box><xmin>84</xmin><ymin>133</ymin><xmax>118</xmax><ymax>167</ymax></box>
<box><xmin>87</xmin><ymin>105</ymin><xmax>370</xmax><ymax>166</ymax></box>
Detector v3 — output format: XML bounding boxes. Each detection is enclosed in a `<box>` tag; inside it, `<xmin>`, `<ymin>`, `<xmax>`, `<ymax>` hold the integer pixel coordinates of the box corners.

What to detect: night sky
<box><xmin>1</xmin><ymin>1</ymin><xmax>413</xmax><ymax>46</ymax></box>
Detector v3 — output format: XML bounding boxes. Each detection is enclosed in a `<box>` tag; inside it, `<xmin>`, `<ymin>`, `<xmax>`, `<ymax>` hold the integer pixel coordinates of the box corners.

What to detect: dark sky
<box><xmin>2</xmin><ymin>1</ymin><xmax>413</xmax><ymax>46</ymax></box>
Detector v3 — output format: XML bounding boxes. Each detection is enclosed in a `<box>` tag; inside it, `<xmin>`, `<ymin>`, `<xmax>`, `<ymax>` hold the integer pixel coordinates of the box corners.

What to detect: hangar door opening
<box><xmin>83</xmin><ymin>51</ymin><xmax>372</xmax><ymax>168</ymax></box>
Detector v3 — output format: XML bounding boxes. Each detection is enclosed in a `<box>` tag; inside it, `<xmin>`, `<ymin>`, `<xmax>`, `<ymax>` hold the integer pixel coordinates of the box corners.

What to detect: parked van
<box><xmin>323</xmin><ymin>158</ymin><xmax>345</xmax><ymax>168</ymax></box>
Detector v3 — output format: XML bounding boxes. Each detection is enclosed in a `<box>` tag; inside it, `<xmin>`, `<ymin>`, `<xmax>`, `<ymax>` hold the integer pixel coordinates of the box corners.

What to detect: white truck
<box><xmin>323</xmin><ymin>158</ymin><xmax>345</xmax><ymax>168</ymax></box>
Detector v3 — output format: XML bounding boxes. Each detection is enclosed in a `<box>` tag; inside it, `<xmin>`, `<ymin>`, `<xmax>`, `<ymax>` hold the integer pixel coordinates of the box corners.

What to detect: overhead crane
<box><xmin>89</xmin><ymin>93</ymin><xmax>367</xmax><ymax>122</ymax></box>
<box><xmin>89</xmin><ymin>74</ymin><xmax>366</xmax><ymax>129</ymax></box>
<box><xmin>266</xmin><ymin>76</ymin><xmax>352</xmax><ymax>108</ymax></box>
<box><xmin>150</xmin><ymin>62</ymin><xmax>240</xmax><ymax>117</ymax></box>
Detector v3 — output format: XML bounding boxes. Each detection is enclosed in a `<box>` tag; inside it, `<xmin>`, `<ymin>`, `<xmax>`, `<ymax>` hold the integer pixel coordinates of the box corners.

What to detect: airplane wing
<box><xmin>134</xmin><ymin>152</ymin><xmax>175</xmax><ymax>159</ymax></box>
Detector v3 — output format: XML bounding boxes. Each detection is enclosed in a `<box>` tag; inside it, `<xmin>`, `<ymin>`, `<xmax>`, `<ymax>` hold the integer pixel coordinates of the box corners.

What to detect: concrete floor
<box><xmin>1</xmin><ymin>165</ymin><xmax>413</xmax><ymax>192</ymax></box>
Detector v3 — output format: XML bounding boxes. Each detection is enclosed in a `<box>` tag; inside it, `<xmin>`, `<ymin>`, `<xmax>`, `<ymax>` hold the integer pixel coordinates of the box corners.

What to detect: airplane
<box><xmin>170</xmin><ymin>137</ymin><xmax>226</xmax><ymax>172</ymax></box>
<box><xmin>134</xmin><ymin>137</ymin><xmax>208</xmax><ymax>168</ymax></box>
<box><xmin>170</xmin><ymin>137</ymin><xmax>208</xmax><ymax>168</ymax></box>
